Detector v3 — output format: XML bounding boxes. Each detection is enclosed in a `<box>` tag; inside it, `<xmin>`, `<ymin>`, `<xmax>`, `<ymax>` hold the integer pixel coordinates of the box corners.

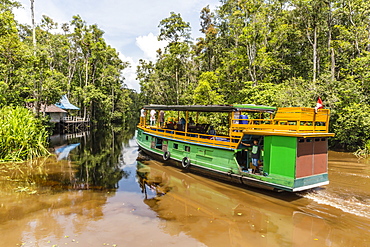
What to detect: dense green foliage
<box><xmin>0</xmin><ymin>106</ymin><xmax>49</xmax><ymax>161</ymax></box>
<box><xmin>1</xmin><ymin>0</ymin><xmax>369</xmax><ymax>152</ymax></box>
<box><xmin>0</xmin><ymin>1</ymin><xmax>140</xmax><ymax>161</ymax></box>
<box><xmin>137</xmin><ymin>0</ymin><xmax>370</xmax><ymax>151</ymax></box>
<box><xmin>0</xmin><ymin>1</ymin><xmax>138</xmax><ymax>126</ymax></box>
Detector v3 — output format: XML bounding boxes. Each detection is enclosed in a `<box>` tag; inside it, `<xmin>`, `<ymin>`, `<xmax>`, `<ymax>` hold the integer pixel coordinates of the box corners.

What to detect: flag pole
<box><xmin>313</xmin><ymin>97</ymin><xmax>323</xmax><ymax>132</ymax></box>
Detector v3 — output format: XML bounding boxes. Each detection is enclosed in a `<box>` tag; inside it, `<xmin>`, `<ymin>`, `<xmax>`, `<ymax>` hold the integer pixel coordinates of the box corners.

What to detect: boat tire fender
<box><xmin>182</xmin><ymin>157</ymin><xmax>191</xmax><ymax>168</ymax></box>
<box><xmin>163</xmin><ymin>151</ymin><xmax>170</xmax><ymax>161</ymax></box>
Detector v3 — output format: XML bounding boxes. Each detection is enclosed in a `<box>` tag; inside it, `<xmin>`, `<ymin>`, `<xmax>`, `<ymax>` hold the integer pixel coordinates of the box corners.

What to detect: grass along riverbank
<box><xmin>0</xmin><ymin>106</ymin><xmax>50</xmax><ymax>162</ymax></box>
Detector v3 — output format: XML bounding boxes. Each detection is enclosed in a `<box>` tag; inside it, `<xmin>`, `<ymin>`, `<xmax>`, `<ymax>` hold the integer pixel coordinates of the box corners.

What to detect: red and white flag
<box><xmin>315</xmin><ymin>97</ymin><xmax>323</xmax><ymax>112</ymax></box>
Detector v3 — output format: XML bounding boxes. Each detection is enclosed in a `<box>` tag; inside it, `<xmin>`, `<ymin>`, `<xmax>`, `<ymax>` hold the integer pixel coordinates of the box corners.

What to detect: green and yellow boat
<box><xmin>136</xmin><ymin>104</ymin><xmax>334</xmax><ymax>192</ymax></box>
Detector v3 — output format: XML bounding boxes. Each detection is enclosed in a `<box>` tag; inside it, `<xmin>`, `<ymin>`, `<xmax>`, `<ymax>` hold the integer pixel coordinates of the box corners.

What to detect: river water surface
<box><xmin>0</xmin><ymin>128</ymin><xmax>369</xmax><ymax>247</ymax></box>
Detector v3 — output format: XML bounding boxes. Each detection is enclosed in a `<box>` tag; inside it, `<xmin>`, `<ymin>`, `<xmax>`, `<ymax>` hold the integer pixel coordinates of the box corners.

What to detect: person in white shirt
<box><xmin>140</xmin><ymin>108</ymin><xmax>146</xmax><ymax>125</ymax></box>
<box><xmin>150</xmin><ymin>109</ymin><xmax>156</xmax><ymax>126</ymax></box>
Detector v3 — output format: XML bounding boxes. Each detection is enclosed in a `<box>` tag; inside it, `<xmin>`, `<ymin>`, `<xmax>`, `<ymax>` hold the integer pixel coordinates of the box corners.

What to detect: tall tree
<box><xmin>148</xmin><ymin>12</ymin><xmax>196</xmax><ymax>105</ymax></box>
<box><xmin>291</xmin><ymin>0</ymin><xmax>330</xmax><ymax>82</ymax></box>
<box><xmin>195</xmin><ymin>5</ymin><xmax>218</xmax><ymax>72</ymax></box>
<box><xmin>0</xmin><ymin>0</ymin><xmax>30</xmax><ymax>107</ymax></box>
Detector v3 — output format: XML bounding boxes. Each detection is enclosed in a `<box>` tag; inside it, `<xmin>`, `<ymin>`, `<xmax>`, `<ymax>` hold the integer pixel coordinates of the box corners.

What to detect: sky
<box><xmin>13</xmin><ymin>0</ymin><xmax>220</xmax><ymax>92</ymax></box>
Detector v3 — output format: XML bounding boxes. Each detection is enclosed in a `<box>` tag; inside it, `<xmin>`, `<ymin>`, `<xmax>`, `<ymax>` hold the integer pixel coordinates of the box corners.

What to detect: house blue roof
<box><xmin>55</xmin><ymin>95</ymin><xmax>80</xmax><ymax>110</ymax></box>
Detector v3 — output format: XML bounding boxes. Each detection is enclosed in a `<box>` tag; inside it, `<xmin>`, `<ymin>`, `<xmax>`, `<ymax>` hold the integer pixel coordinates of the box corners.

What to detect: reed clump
<box><xmin>354</xmin><ymin>140</ymin><xmax>370</xmax><ymax>159</ymax></box>
<box><xmin>0</xmin><ymin>106</ymin><xmax>50</xmax><ymax>162</ymax></box>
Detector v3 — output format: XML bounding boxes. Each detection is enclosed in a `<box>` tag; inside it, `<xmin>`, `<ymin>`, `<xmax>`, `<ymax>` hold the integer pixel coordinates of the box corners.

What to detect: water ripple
<box><xmin>302</xmin><ymin>190</ymin><xmax>370</xmax><ymax>219</ymax></box>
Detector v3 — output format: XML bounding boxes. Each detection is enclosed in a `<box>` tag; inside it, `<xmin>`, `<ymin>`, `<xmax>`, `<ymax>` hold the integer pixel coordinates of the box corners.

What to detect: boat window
<box><xmin>146</xmin><ymin>136</ymin><xmax>149</xmax><ymax>141</ymax></box>
<box><xmin>306</xmin><ymin>139</ymin><xmax>312</xmax><ymax>142</ymax></box>
<box><xmin>321</xmin><ymin>138</ymin><xmax>326</xmax><ymax>141</ymax></box>
<box><xmin>173</xmin><ymin>143</ymin><xmax>178</xmax><ymax>149</ymax></box>
<box><xmin>185</xmin><ymin>146</ymin><xmax>190</xmax><ymax>152</ymax></box>
<box><xmin>301</xmin><ymin>121</ymin><xmax>313</xmax><ymax>126</ymax></box>
<box><xmin>298</xmin><ymin>138</ymin><xmax>305</xmax><ymax>142</ymax></box>
<box><xmin>155</xmin><ymin>138</ymin><xmax>163</xmax><ymax>149</ymax></box>
<box><xmin>315</xmin><ymin>138</ymin><xmax>320</xmax><ymax>142</ymax></box>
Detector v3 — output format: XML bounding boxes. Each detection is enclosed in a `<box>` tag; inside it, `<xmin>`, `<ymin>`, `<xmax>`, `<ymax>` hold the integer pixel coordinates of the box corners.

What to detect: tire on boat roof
<box><xmin>163</xmin><ymin>151</ymin><xmax>170</xmax><ymax>161</ymax></box>
<box><xmin>181</xmin><ymin>157</ymin><xmax>191</xmax><ymax>168</ymax></box>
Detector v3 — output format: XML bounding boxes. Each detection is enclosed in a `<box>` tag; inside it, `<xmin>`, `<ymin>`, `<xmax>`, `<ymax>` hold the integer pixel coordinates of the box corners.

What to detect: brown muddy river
<box><xmin>1</xmin><ymin>129</ymin><xmax>370</xmax><ymax>247</ymax></box>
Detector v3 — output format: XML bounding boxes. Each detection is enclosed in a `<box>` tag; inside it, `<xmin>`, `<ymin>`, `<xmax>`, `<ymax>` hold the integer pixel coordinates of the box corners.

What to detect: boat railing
<box><xmin>230</xmin><ymin>108</ymin><xmax>330</xmax><ymax>133</ymax></box>
<box><xmin>230</xmin><ymin>119</ymin><xmax>328</xmax><ymax>133</ymax></box>
<box><xmin>62</xmin><ymin>116</ymin><xmax>90</xmax><ymax>122</ymax></box>
<box><xmin>138</xmin><ymin>107</ymin><xmax>331</xmax><ymax>147</ymax></box>
<box><xmin>141</xmin><ymin>126</ymin><xmax>240</xmax><ymax>149</ymax></box>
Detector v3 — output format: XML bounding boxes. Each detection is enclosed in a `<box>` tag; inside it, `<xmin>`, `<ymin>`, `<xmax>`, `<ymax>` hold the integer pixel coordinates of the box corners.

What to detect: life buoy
<box><xmin>181</xmin><ymin>157</ymin><xmax>191</xmax><ymax>168</ymax></box>
<box><xmin>163</xmin><ymin>151</ymin><xmax>170</xmax><ymax>161</ymax></box>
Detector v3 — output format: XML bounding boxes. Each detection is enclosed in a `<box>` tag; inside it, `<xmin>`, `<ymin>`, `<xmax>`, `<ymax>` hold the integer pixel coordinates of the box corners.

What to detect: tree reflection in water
<box><xmin>0</xmin><ymin>125</ymin><xmax>135</xmax><ymax>193</ymax></box>
<box><xmin>68</xmin><ymin>126</ymin><xmax>134</xmax><ymax>190</ymax></box>
<box><xmin>0</xmin><ymin>125</ymin><xmax>137</xmax><ymax>246</ymax></box>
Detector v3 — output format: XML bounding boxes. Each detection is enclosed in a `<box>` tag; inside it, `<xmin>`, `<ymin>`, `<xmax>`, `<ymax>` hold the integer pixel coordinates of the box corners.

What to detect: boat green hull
<box><xmin>136</xmin><ymin>129</ymin><xmax>329</xmax><ymax>192</ymax></box>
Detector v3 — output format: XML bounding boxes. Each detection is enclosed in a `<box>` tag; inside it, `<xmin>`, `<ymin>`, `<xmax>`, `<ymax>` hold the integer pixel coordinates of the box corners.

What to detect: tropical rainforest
<box><xmin>0</xmin><ymin>0</ymin><xmax>138</xmax><ymax>126</ymax></box>
<box><xmin>1</xmin><ymin>0</ymin><xmax>370</xmax><ymax>158</ymax></box>
<box><xmin>138</xmin><ymin>0</ymin><xmax>370</xmax><ymax>152</ymax></box>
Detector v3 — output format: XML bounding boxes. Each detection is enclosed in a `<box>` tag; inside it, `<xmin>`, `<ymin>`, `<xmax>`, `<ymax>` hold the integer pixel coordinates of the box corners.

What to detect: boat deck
<box><xmin>138</xmin><ymin>106</ymin><xmax>334</xmax><ymax>150</ymax></box>
<box><xmin>141</xmin><ymin>126</ymin><xmax>240</xmax><ymax>149</ymax></box>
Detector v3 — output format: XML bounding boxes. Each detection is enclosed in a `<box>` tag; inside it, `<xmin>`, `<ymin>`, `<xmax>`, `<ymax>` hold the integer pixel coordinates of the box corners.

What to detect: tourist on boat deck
<box><xmin>140</xmin><ymin>108</ymin><xmax>146</xmax><ymax>125</ymax></box>
<box><xmin>167</xmin><ymin>117</ymin><xmax>175</xmax><ymax>124</ymax></box>
<box><xmin>150</xmin><ymin>109</ymin><xmax>156</xmax><ymax>126</ymax></box>
<box><xmin>180</xmin><ymin>117</ymin><xmax>186</xmax><ymax>125</ymax></box>
<box><xmin>188</xmin><ymin>117</ymin><xmax>195</xmax><ymax>125</ymax></box>
<box><xmin>208</xmin><ymin>126</ymin><xmax>216</xmax><ymax>135</ymax></box>
<box><xmin>177</xmin><ymin>117</ymin><xmax>185</xmax><ymax>131</ymax></box>
<box><xmin>242</xmin><ymin>140</ymin><xmax>263</xmax><ymax>173</ymax></box>
<box><xmin>159</xmin><ymin>110</ymin><xmax>165</xmax><ymax>127</ymax></box>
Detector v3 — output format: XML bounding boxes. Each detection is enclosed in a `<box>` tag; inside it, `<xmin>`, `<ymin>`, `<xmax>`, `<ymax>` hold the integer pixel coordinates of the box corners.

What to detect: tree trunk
<box><xmin>331</xmin><ymin>47</ymin><xmax>336</xmax><ymax>81</ymax></box>
<box><xmin>327</xmin><ymin>1</ymin><xmax>335</xmax><ymax>82</ymax></box>
<box><xmin>83</xmin><ymin>59</ymin><xmax>88</xmax><ymax>119</ymax></box>
<box><xmin>312</xmin><ymin>25</ymin><xmax>317</xmax><ymax>82</ymax></box>
<box><xmin>30</xmin><ymin>0</ymin><xmax>36</xmax><ymax>51</ymax></box>
<box><xmin>30</xmin><ymin>0</ymin><xmax>41</xmax><ymax>117</ymax></box>
<box><xmin>176</xmin><ymin>68</ymin><xmax>179</xmax><ymax>104</ymax></box>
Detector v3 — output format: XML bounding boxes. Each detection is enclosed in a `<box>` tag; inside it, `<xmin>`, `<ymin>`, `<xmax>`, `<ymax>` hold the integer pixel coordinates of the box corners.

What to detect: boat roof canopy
<box><xmin>144</xmin><ymin>104</ymin><xmax>277</xmax><ymax>113</ymax></box>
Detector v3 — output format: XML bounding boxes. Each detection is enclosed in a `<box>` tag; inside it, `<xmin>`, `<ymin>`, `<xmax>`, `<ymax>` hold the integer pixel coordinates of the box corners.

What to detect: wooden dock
<box><xmin>60</xmin><ymin>116</ymin><xmax>90</xmax><ymax>133</ymax></box>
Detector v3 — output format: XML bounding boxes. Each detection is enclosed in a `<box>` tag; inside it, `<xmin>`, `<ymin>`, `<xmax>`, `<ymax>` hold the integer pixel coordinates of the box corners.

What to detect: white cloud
<box><xmin>13</xmin><ymin>5</ymin><xmax>30</xmax><ymax>24</ymax></box>
<box><xmin>119</xmin><ymin>54</ymin><xmax>140</xmax><ymax>92</ymax></box>
<box><xmin>120</xmin><ymin>33</ymin><xmax>167</xmax><ymax>92</ymax></box>
<box><xmin>136</xmin><ymin>33</ymin><xmax>167</xmax><ymax>61</ymax></box>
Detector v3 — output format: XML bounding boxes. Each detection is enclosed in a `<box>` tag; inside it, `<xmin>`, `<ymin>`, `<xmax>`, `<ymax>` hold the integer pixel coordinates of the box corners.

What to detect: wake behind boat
<box><xmin>136</xmin><ymin>104</ymin><xmax>334</xmax><ymax>192</ymax></box>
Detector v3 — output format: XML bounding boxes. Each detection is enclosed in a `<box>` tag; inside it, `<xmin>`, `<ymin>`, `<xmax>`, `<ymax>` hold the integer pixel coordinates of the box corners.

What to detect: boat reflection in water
<box><xmin>136</xmin><ymin>159</ymin><xmax>337</xmax><ymax>247</ymax></box>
